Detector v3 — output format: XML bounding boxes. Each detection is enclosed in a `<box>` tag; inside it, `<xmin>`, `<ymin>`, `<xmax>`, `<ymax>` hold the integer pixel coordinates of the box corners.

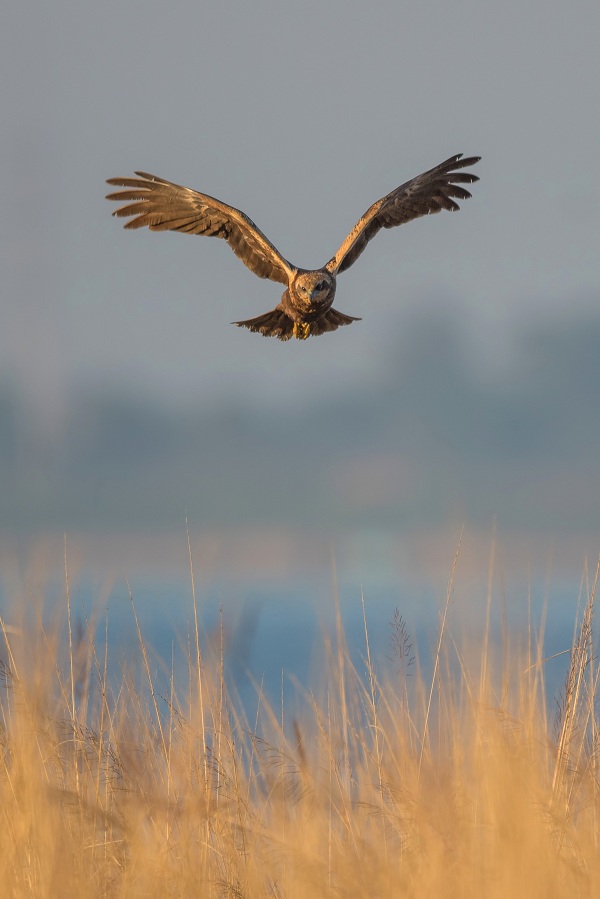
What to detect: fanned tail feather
<box><xmin>234</xmin><ymin>307</ymin><xmax>361</xmax><ymax>340</ymax></box>
<box><xmin>309</xmin><ymin>308</ymin><xmax>361</xmax><ymax>336</ymax></box>
<box><xmin>234</xmin><ymin>308</ymin><xmax>295</xmax><ymax>340</ymax></box>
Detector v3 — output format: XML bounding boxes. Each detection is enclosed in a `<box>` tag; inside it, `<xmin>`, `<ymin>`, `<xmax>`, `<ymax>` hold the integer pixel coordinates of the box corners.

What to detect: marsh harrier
<box><xmin>106</xmin><ymin>154</ymin><xmax>480</xmax><ymax>341</ymax></box>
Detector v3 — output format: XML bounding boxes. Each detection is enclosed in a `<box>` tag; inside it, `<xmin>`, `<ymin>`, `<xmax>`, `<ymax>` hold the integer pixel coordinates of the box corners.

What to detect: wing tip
<box><xmin>453</xmin><ymin>154</ymin><xmax>481</xmax><ymax>167</ymax></box>
<box><xmin>106</xmin><ymin>172</ymin><xmax>162</xmax><ymax>188</ymax></box>
<box><xmin>134</xmin><ymin>171</ymin><xmax>161</xmax><ymax>182</ymax></box>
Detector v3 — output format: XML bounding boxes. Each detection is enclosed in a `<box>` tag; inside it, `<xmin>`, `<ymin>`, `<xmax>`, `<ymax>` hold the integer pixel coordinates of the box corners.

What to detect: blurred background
<box><xmin>1</xmin><ymin>0</ymin><xmax>600</xmax><ymax>595</ymax></box>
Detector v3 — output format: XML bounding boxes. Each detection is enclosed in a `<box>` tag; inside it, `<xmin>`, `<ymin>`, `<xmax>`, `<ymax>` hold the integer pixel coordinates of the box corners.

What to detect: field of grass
<box><xmin>1</xmin><ymin>546</ymin><xmax>600</xmax><ymax>898</ymax></box>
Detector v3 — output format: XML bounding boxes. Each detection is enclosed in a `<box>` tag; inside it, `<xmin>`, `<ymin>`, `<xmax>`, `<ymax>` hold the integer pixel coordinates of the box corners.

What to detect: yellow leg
<box><xmin>293</xmin><ymin>321</ymin><xmax>311</xmax><ymax>340</ymax></box>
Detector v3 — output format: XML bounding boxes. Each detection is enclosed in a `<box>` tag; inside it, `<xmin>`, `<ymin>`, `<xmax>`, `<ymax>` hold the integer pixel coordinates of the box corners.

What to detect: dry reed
<box><xmin>1</xmin><ymin>549</ymin><xmax>599</xmax><ymax>898</ymax></box>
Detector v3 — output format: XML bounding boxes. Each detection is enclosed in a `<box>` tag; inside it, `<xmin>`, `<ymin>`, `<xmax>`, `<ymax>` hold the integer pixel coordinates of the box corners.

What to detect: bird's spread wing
<box><xmin>106</xmin><ymin>172</ymin><xmax>295</xmax><ymax>286</ymax></box>
<box><xmin>326</xmin><ymin>154</ymin><xmax>480</xmax><ymax>276</ymax></box>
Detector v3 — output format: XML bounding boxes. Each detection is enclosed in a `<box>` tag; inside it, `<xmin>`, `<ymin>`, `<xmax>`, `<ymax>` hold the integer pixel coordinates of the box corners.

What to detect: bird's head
<box><xmin>292</xmin><ymin>271</ymin><xmax>336</xmax><ymax>309</ymax></box>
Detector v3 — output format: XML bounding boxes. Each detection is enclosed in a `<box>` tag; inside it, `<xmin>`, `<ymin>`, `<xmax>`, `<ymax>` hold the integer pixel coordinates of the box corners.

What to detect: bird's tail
<box><xmin>309</xmin><ymin>308</ymin><xmax>361</xmax><ymax>337</ymax></box>
<box><xmin>234</xmin><ymin>307</ymin><xmax>361</xmax><ymax>341</ymax></box>
<box><xmin>234</xmin><ymin>308</ymin><xmax>295</xmax><ymax>340</ymax></box>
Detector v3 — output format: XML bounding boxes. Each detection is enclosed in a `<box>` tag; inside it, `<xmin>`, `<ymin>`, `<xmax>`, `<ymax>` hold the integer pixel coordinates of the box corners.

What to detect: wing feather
<box><xmin>106</xmin><ymin>172</ymin><xmax>295</xmax><ymax>285</ymax></box>
<box><xmin>326</xmin><ymin>154</ymin><xmax>480</xmax><ymax>276</ymax></box>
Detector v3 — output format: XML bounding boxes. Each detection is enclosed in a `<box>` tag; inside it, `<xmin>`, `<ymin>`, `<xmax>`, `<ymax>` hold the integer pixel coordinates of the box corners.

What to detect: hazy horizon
<box><xmin>2</xmin><ymin>0</ymin><xmax>600</xmax><ymax>576</ymax></box>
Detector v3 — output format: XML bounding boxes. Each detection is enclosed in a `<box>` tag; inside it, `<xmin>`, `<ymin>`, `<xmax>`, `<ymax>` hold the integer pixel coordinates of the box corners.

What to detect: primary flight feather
<box><xmin>106</xmin><ymin>153</ymin><xmax>480</xmax><ymax>341</ymax></box>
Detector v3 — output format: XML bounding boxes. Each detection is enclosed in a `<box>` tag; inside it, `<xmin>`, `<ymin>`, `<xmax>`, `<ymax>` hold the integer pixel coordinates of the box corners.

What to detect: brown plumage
<box><xmin>106</xmin><ymin>153</ymin><xmax>480</xmax><ymax>341</ymax></box>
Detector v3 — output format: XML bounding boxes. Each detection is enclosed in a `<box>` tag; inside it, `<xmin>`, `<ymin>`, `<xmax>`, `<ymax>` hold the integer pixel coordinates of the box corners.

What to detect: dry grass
<box><xmin>1</xmin><ymin>548</ymin><xmax>600</xmax><ymax>898</ymax></box>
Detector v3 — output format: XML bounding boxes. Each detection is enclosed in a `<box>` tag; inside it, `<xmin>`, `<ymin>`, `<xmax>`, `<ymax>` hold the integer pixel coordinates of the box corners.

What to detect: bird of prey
<box><xmin>106</xmin><ymin>154</ymin><xmax>480</xmax><ymax>341</ymax></box>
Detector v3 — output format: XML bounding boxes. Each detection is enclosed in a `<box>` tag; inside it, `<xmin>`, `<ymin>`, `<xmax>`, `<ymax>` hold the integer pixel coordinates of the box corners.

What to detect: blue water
<box><xmin>1</xmin><ymin>570</ymin><xmax>588</xmax><ymax>724</ymax></box>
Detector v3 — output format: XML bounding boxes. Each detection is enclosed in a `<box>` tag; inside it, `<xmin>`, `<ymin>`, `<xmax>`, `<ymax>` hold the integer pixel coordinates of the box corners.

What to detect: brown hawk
<box><xmin>106</xmin><ymin>153</ymin><xmax>480</xmax><ymax>341</ymax></box>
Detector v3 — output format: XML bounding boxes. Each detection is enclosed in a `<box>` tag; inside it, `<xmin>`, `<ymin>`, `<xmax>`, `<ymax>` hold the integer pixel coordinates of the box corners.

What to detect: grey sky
<box><xmin>2</xmin><ymin>0</ymin><xmax>599</xmax><ymax>421</ymax></box>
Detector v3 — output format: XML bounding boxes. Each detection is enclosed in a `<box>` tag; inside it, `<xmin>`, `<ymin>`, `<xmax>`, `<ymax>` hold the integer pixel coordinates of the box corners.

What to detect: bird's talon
<box><xmin>293</xmin><ymin>322</ymin><xmax>311</xmax><ymax>340</ymax></box>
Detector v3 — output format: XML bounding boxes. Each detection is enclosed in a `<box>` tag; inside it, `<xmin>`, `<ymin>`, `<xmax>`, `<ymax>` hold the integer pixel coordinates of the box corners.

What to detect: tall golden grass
<box><xmin>1</xmin><ymin>546</ymin><xmax>600</xmax><ymax>898</ymax></box>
